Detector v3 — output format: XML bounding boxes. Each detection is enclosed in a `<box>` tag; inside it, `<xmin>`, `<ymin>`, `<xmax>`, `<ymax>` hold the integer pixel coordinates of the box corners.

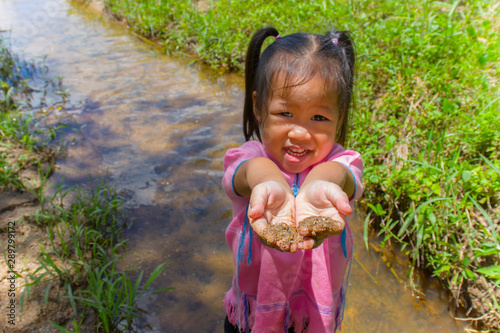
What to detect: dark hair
<box><xmin>243</xmin><ymin>26</ymin><xmax>355</xmax><ymax>146</ymax></box>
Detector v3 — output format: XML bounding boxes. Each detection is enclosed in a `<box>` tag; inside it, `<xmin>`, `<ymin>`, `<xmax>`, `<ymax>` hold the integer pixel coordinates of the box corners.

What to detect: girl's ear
<box><xmin>252</xmin><ymin>91</ymin><xmax>261</xmax><ymax>122</ymax></box>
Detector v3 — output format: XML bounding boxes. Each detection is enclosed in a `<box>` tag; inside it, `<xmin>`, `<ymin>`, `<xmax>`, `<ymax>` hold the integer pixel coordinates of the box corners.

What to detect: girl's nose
<box><xmin>288</xmin><ymin>125</ymin><xmax>311</xmax><ymax>141</ymax></box>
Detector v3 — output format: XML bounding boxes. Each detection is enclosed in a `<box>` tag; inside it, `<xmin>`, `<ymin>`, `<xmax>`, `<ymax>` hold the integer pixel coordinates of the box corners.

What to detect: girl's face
<box><xmin>254</xmin><ymin>75</ymin><xmax>340</xmax><ymax>174</ymax></box>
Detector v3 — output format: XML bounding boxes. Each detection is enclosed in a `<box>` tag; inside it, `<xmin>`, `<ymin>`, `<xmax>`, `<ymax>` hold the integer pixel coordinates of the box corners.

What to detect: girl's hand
<box><xmin>295</xmin><ymin>180</ymin><xmax>352</xmax><ymax>250</ymax></box>
<box><xmin>248</xmin><ymin>181</ymin><xmax>296</xmax><ymax>252</ymax></box>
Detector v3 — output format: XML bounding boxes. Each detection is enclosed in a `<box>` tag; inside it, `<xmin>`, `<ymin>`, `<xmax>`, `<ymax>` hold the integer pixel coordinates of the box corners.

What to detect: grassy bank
<box><xmin>103</xmin><ymin>0</ymin><xmax>500</xmax><ymax>329</ymax></box>
<box><xmin>1</xmin><ymin>37</ymin><xmax>169</xmax><ymax>332</ymax></box>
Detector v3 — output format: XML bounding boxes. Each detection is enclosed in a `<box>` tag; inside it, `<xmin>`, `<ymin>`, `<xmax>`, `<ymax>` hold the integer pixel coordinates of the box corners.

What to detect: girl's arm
<box><xmin>233</xmin><ymin>157</ymin><xmax>290</xmax><ymax>197</ymax></box>
<box><xmin>301</xmin><ymin>161</ymin><xmax>355</xmax><ymax>199</ymax></box>
<box><xmin>233</xmin><ymin>157</ymin><xmax>297</xmax><ymax>252</ymax></box>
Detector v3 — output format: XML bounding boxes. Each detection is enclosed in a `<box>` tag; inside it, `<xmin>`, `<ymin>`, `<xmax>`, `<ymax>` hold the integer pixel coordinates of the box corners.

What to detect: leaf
<box><xmin>469</xmin><ymin>195</ymin><xmax>499</xmax><ymax>247</ymax></box>
<box><xmin>50</xmin><ymin>321</ymin><xmax>74</xmax><ymax>333</ymax></box>
<box><xmin>416</xmin><ymin>223</ymin><xmax>424</xmax><ymax>249</ymax></box>
<box><xmin>144</xmin><ymin>262</ymin><xmax>170</xmax><ymax>292</ymax></box>
<box><xmin>428</xmin><ymin>212</ymin><xmax>436</xmax><ymax>227</ymax></box>
<box><xmin>385</xmin><ymin>135</ymin><xmax>397</xmax><ymax>150</ymax></box>
<box><xmin>151</xmin><ymin>287</ymin><xmax>175</xmax><ymax>294</ymax></box>
<box><xmin>397</xmin><ymin>197</ymin><xmax>450</xmax><ymax>238</ymax></box>
<box><xmin>461</xmin><ymin>170</ymin><xmax>472</xmax><ymax>182</ymax></box>
<box><xmin>479</xmin><ymin>153</ymin><xmax>500</xmax><ymax>176</ymax></box>
<box><xmin>434</xmin><ymin>264</ymin><xmax>451</xmax><ymax>274</ymax></box>
<box><xmin>448</xmin><ymin>0</ymin><xmax>460</xmax><ymax>18</ymax></box>
<box><xmin>466</xmin><ymin>25</ymin><xmax>476</xmax><ymax>37</ymax></box>
<box><xmin>363</xmin><ymin>212</ymin><xmax>372</xmax><ymax>251</ymax></box>
<box><xmin>367</xmin><ymin>203</ymin><xmax>386</xmax><ymax>216</ymax></box>
<box><xmin>442</xmin><ymin>98</ymin><xmax>455</xmax><ymax>114</ymax></box>
<box><xmin>477</xmin><ymin>265</ymin><xmax>500</xmax><ymax>279</ymax></box>
<box><xmin>478</xmin><ymin>53</ymin><xmax>488</xmax><ymax>66</ymax></box>
<box><xmin>402</xmin><ymin>67</ymin><xmax>414</xmax><ymax>76</ymax></box>
<box><xmin>464</xmin><ymin>269</ymin><xmax>475</xmax><ymax>280</ymax></box>
<box><xmin>431</xmin><ymin>183</ymin><xmax>441</xmax><ymax>195</ymax></box>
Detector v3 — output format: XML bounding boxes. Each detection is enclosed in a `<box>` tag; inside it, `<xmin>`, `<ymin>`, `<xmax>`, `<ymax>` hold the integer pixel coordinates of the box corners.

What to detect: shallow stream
<box><xmin>0</xmin><ymin>0</ymin><xmax>467</xmax><ymax>331</ymax></box>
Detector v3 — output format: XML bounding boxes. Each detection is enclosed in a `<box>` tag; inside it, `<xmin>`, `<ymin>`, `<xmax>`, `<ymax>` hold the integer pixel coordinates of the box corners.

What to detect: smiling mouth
<box><xmin>285</xmin><ymin>147</ymin><xmax>308</xmax><ymax>157</ymax></box>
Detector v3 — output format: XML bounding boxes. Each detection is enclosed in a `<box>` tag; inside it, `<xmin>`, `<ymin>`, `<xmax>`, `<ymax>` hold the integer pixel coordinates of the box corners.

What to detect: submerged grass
<box><xmin>102</xmin><ymin>0</ymin><xmax>500</xmax><ymax>329</ymax></box>
<box><xmin>1</xmin><ymin>37</ymin><xmax>170</xmax><ymax>332</ymax></box>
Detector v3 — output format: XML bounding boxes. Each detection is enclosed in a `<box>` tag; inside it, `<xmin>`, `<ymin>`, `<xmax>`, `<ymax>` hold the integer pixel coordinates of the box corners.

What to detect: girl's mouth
<box><xmin>285</xmin><ymin>147</ymin><xmax>308</xmax><ymax>157</ymax></box>
<box><xmin>284</xmin><ymin>147</ymin><xmax>310</xmax><ymax>163</ymax></box>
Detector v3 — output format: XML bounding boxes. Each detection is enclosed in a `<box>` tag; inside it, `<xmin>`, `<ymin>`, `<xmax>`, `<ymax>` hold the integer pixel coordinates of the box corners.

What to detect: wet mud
<box><xmin>298</xmin><ymin>216</ymin><xmax>344</xmax><ymax>236</ymax></box>
<box><xmin>263</xmin><ymin>222</ymin><xmax>299</xmax><ymax>248</ymax></box>
<box><xmin>262</xmin><ymin>216</ymin><xmax>344</xmax><ymax>250</ymax></box>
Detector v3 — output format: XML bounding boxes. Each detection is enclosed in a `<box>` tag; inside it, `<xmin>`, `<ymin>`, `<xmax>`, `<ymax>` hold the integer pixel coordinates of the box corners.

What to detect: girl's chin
<box><xmin>281</xmin><ymin>159</ymin><xmax>312</xmax><ymax>174</ymax></box>
<box><xmin>273</xmin><ymin>151</ymin><xmax>317</xmax><ymax>173</ymax></box>
<box><xmin>283</xmin><ymin>165</ymin><xmax>308</xmax><ymax>174</ymax></box>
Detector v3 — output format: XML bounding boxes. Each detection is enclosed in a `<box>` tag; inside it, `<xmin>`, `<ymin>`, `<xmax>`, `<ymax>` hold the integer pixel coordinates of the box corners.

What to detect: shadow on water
<box><xmin>0</xmin><ymin>0</ymin><xmax>468</xmax><ymax>331</ymax></box>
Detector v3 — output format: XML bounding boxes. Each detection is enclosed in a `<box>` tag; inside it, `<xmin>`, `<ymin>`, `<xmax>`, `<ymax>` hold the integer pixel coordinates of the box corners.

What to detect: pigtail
<box><xmin>323</xmin><ymin>29</ymin><xmax>356</xmax><ymax>146</ymax></box>
<box><xmin>243</xmin><ymin>27</ymin><xmax>280</xmax><ymax>141</ymax></box>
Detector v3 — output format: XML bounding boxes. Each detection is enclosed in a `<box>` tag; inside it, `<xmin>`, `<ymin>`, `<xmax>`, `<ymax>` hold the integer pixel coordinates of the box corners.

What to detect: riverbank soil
<box><xmin>454</xmin><ymin>205</ymin><xmax>500</xmax><ymax>330</ymax></box>
<box><xmin>0</xmin><ymin>145</ymin><xmax>94</xmax><ymax>332</ymax></box>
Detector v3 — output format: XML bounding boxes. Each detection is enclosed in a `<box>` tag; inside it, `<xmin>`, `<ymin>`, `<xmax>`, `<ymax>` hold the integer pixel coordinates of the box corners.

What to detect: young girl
<box><xmin>222</xmin><ymin>26</ymin><xmax>363</xmax><ymax>333</ymax></box>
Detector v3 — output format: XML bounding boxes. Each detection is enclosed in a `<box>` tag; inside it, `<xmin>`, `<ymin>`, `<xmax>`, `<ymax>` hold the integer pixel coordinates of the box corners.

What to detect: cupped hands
<box><xmin>247</xmin><ymin>180</ymin><xmax>352</xmax><ymax>252</ymax></box>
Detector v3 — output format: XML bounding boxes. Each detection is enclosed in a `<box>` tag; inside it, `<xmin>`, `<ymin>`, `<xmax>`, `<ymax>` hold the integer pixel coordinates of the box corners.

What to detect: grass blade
<box><xmin>397</xmin><ymin>197</ymin><xmax>450</xmax><ymax>238</ymax></box>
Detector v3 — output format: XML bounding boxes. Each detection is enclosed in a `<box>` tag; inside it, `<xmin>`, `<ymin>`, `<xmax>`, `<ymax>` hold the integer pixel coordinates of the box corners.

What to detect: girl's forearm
<box><xmin>233</xmin><ymin>157</ymin><xmax>290</xmax><ymax>197</ymax></box>
<box><xmin>301</xmin><ymin>161</ymin><xmax>355</xmax><ymax>198</ymax></box>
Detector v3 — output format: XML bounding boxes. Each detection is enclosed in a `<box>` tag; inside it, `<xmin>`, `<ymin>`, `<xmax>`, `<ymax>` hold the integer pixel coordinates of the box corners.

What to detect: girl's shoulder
<box><xmin>225</xmin><ymin>140</ymin><xmax>268</xmax><ymax>161</ymax></box>
<box><xmin>325</xmin><ymin>143</ymin><xmax>362</xmax><ymax>161</ymax></box>
<box><xmin>222</xmin><ymin>141</ymin><xmax>269</xmax><ymax>200</ymax></box>
<box><xmin>323</xmin><ymin>144</ymin><xmax>363</xmax><ymax>177</ymax></box>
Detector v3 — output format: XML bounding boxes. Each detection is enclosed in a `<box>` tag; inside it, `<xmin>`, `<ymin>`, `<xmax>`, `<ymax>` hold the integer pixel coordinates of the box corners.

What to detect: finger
<box><xmin>248</xmin><ymin>217</ymin><xmax>269</xmax><ymax>238</ymax></box>
<box><xmin>324</xmin><ymin>187</ymin><xmax>352</xmax><ymax>215</ymax></box>
<box><xmin>248</xmin><ymin>202</ymin><xmax>264</xmax><ymax>219</ymax></box>
<box><xmin>256</xmin><ymin>234</ymin><xmax>283</xmax><ymax>251</ymax></box>
<box><xmin>259</xmin><ymin>228</ymin><xmax>292</xmax><ymax>252</ymax></box>
<box><xmin>297</xmin><ymin>237</ymin><xmax>315</xmax><ymax>250</ymax></box>
<box><xmin>248</xmin><ymin>185</ymin><xmax>270</xmax><ymax>219</ymax></box>
<box><xmin>312</xmin><ymin>238</ymin><xmax>324</xmax><ymax>249</ymax></box>
<box><xmin>275</xmin><ymin>242</ymin><xmax>291</xmax><ymax>252</ymax></box>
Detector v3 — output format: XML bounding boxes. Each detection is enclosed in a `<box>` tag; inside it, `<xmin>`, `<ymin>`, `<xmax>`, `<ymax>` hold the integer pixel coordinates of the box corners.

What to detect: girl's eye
<box><xmin>279</xmin><ymin>112</ymin><xmax>292</xmax><ymax>117</ymax></box>
<box><xmin>312</xmin><ymin>115</ymin><xmax>327</xmax><ymax>121</ymax></box>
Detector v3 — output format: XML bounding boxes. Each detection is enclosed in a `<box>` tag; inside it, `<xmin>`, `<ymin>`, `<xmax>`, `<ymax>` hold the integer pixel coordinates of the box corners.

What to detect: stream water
<box><xmin>0</xmin><ymin>0</ymin><xmax>468</xmax><ymax>331</ymax></box>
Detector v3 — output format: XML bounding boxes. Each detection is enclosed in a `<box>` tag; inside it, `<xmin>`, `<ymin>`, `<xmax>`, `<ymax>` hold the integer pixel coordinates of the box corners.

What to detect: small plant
<box><xmin>21</xmin><ymin>183</ymin><xmax>172</xmax><ymax>333</ymax></box>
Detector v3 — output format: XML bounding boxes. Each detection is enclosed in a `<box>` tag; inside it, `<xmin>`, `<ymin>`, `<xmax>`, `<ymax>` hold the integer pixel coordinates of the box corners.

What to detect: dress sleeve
<box><xmin>222</xmin><ymin>141</ymin><xmax>266</xmax><ymax>200</ymax></box>
<box><xmin>327</xmin><ymin>146</ymin><xmax>364</xmax><ymax>201</ymax></box>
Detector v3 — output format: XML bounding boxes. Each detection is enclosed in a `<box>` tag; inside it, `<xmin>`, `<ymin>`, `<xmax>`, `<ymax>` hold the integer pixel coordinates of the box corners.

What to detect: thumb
<box><xmin>248</xmin><ymin>185</ymin><xmax>269</xmax><ymax>219</ymax></box>
<box><xmin>325</xmin><ymin>186</ymin><xmax>352</xmax><ymax>216</ymax></box>
<box><xmin>248</xmin><ymin>202</ymin><xmax>264</xmax><ymax>220</ymax></box>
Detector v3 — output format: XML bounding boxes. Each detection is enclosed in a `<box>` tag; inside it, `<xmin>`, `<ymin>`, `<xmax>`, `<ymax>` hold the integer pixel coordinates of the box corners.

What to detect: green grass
<box><xmin>1</xmin><ymin>38</ymin><xmax>62</xmax><ymax>191</ymax></box>
<box><xmin>103</xmin><ymin>0</ymin><xmax>500</xmax><ymax>329</ymax></box>
<box><xmin>26</xmin><ymin>183</ymin><xmax>172</xmax><ymax>332</ymax></box>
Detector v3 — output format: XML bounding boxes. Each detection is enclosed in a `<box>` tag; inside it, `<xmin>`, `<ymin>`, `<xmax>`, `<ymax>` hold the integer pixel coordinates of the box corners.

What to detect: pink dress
<box><xmin>222</xmin><ymin>141</ymin><xmax>363</xmax><ymax>333</ymax></box>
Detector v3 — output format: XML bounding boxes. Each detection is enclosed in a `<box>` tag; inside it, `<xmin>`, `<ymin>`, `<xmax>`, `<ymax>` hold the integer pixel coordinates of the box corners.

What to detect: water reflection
<box><xmin>0</xmin><ymin>0</ymin><xmax>466</xmax><ymax>331</ymax></box>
